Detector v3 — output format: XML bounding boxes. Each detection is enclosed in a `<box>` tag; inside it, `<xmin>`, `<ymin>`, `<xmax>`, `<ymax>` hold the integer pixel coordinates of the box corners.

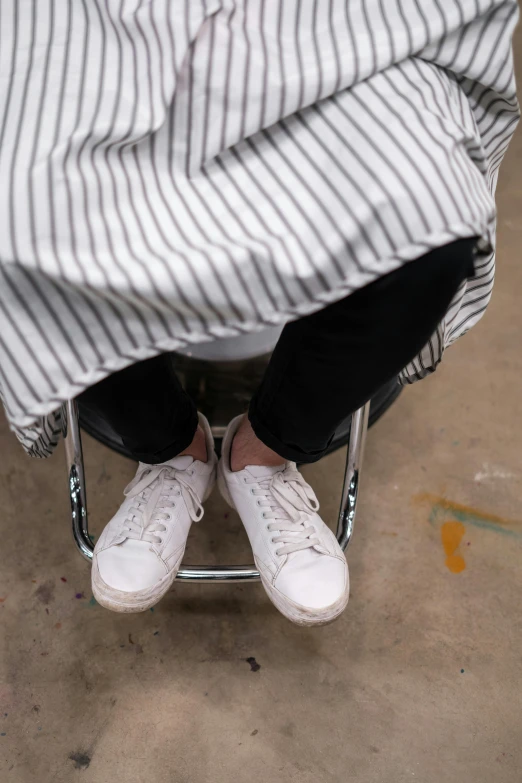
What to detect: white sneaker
<box><xmin>92</xmin><ymin>413</ymin><xmax>217</xmax><ymax>613</ymax></box>
<box><xmin>218</xmin><ymin>416</ymin><xmax>349</xmax><ymax>626</ymax></box>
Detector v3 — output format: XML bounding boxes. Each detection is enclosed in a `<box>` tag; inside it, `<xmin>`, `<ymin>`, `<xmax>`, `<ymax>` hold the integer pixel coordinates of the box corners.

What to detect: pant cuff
<box><xmin>123</xmin><ymin>410</ymin><xmax>199</xmax><ymax>464</ymax></box>
<box><xmin>248</xmin><ymin>400</ymin><xmax>332</xmax><ymax>464</ymax></box>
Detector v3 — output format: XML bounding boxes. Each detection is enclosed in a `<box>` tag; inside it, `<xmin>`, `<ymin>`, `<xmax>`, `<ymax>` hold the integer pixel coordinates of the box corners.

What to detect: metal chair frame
<box><xmin>63</xmin><ymin>399</ymin><xmax>370</xmax><ymax>582</ymax></box>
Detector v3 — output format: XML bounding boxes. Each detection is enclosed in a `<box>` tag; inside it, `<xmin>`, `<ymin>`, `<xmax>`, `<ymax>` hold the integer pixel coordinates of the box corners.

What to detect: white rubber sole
<box><xmin>217</xmin><ymin>460</ymin><xmax>349</xmax><ymax>627</ymax></box>
<box><xmin>92</xmin><ymin>558</ymin><xmax>181</xmax><ymax>613</ymax></box>
<box><xmin>92</xmin><ymin>469</ymin><xmax>216</xmax><ymax>614</ymax></box>
<box><xmin>260</xmin><ymin>568</ymin><xmax>349</xmax><ymax>627</ymax></box>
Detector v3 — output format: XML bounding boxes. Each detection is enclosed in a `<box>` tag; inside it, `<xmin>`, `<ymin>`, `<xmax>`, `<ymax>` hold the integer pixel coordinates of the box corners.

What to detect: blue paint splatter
<box><xmin>89</xmin><ymin>596</ymin><xmax>97</xmax><ymax>607</ymax></box>
<box><xmin>461</xmin><ymin>669</ymin><xmax>465</xmax><ymax>674</ymax></box>
<box><xmin>428</xmin><ymin>504</ymin><xmax>521</xmax><ymax>540</ymax></box>
<box><xmin>149</xmin><ymin>607</ymin><xmax>154</xmax><ymax>612</ymax></box>
<box><xmin>1</xmin><ymin>733</ymin><xmax>6</xmax><ymax>736</ymax></box>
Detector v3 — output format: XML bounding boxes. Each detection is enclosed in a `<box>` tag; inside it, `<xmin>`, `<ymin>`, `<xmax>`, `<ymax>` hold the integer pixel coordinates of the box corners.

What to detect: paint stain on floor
<box><xmin>441</xmin><ymin>521</ymin><xmax>466</xmax><ymax>573</ymax></box>
<box><xmin>246</xmin><ymin>657</ymin><xmax>261</xmax><ymax>672</ymax></box>
<box><xmin>69</xmin><ymin>751</ymin><xmax>91</xmax><ymax>770</ymax></box>
<box><xmin>34</xmin><ymin>581</ymin><xmax>55</xmax><ymax>605</ymax></box>
<box><xmin>412</xmin><ymin>493</ymin><xmax>521</xmax><ymax>538</ymax></box>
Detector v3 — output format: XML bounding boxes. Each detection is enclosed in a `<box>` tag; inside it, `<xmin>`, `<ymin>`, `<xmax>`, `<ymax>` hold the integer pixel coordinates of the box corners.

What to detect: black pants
<box><xmin>79</xmin><ymin>239</ymin><xmax>476</xmax><ymax>464</ymax></box>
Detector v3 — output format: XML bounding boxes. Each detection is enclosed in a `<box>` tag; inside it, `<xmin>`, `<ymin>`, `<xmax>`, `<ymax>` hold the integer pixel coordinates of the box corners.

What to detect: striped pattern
<box><xmin>0</xmin><ymin>0</ymin><xmax>519</xmax><ymax>457</ymax></box>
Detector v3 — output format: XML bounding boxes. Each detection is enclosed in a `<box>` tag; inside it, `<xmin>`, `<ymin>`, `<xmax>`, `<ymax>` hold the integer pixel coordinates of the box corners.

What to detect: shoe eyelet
<box><xmin>250</xmin><ymin>488</ymin><xmax>256</xmax><ymax>496</ymax></box>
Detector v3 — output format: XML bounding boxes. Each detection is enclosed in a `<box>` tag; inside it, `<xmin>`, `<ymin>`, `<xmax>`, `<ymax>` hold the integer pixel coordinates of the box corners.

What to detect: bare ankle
<box><xmin>180</xmin><ymin>425</ymin><xmax>207</xmax><ymax>463</ymax></box>
<box><xmin>231</xmin><ymin>415</ymin><xmax>285</xmax><ymax>472</ymax></box>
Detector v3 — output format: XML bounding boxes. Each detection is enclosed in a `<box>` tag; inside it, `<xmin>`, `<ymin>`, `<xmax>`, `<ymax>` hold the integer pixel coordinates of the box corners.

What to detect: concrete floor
<box><xmin>2</xmin><ymin>57</ymin><xmax>522</xmax><ymax>783</ymax></box>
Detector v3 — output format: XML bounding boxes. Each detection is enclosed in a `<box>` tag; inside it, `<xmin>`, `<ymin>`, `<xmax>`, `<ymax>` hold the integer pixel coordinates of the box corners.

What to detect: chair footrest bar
<box><xmin>176</xmin><ymin>565</ymin><xmax>260</xmax><ymax>582</ymax></box>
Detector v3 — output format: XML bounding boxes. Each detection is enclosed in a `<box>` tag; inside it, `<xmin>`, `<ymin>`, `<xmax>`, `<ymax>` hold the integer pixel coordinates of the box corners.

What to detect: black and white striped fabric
<box><xmin>0</xmin><ymin>0</ymin><xmax>519</xmax><ymax>457</ymax></box>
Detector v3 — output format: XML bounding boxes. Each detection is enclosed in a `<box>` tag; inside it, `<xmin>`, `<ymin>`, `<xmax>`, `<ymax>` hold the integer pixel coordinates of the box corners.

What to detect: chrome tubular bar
<box><xmin>336</xmin><ymin>401</ymin><xmax>370</xmax><ymax>551</ymax></box>
<box><xmin>62</xmin><ymin>400</ymin><xmax>93</xmax><ymax>561</ymax></box>
<box><xmin>64</xmin><ymin>399</ymin><xmax>370</xmax><ymax>582</ymax></box>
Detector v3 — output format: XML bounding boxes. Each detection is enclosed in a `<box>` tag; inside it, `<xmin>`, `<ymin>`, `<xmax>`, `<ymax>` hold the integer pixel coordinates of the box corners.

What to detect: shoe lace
<box><xmin>121</xmin><ymin>464</ymin><xmax>204</xmax><ymax>545</ymax></box>
<box><xmin>247</xmin><ymin>466</ymin><xmax>326</xmax><ymax>556</ymax></box>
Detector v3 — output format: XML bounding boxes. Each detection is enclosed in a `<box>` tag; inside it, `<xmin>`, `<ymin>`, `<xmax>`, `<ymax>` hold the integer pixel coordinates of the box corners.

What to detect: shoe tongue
<box><xmin>245</xmin><ymin>463</ymin><xmax>286</xmax><ymax>479</ymax></box>
<box><xmin>161</xmin><ymin>455</ymin><xmax>194</xmax><ymax>471</ymax></box>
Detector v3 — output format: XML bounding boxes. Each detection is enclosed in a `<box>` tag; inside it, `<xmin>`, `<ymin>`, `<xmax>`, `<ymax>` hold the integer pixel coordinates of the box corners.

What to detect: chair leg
<box><xmin>63</xmin><ymin>400</ymin><xmax>94</xmax><ymax>561</ymax></box>
<box><xmin>336</xmin><ymin>401</ymin><xmax>371</xmax><ymax>551</ymax></box>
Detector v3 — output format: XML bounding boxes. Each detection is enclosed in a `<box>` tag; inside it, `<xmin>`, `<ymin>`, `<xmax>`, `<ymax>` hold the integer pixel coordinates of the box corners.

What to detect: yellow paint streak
<box><xmin>412</xmin><ymin>493</ymin><xmax>518</xmax><ymax>529</ymax></box>
<box><xmin>441</xmin><ymin>521</ymin><xmax>466</xmax><ymax>573</ymax></box>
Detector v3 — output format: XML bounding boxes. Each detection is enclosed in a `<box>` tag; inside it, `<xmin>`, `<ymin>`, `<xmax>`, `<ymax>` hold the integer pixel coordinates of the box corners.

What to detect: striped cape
<box><xmin>0</xmin><ymin>0</ymin><xmax>519</xmax><ymax>457</ymax></box>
